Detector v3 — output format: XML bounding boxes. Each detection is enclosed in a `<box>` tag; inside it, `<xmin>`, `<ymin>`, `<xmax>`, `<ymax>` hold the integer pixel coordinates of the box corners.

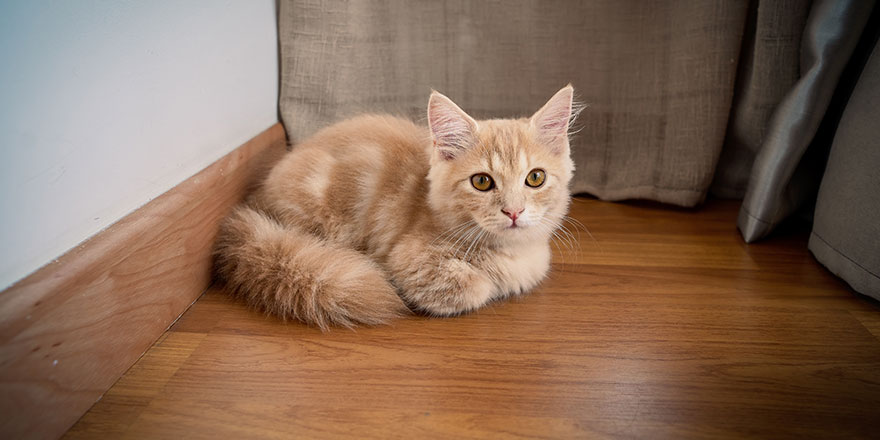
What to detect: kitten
<box><xmin>214</xmin><ymin>85</ymin><xmax>577</xmax><ymax>330</ymax></box>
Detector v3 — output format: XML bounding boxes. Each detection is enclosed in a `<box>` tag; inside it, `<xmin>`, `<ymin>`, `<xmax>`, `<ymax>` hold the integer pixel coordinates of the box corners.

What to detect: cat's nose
<box><xmin>501</xmin><ymin>208</ymin><xmax>524</xmax><ymax>221</ymax></box>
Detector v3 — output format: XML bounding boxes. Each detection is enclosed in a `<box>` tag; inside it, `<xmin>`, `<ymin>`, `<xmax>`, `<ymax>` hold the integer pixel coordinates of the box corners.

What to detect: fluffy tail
<box><xmin>214</xmin><ymin>205</ymin><xmax>409</xmax><ymax>330</ymax></box>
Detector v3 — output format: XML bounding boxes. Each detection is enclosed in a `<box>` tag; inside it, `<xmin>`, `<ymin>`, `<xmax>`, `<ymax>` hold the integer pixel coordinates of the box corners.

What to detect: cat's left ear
<box><xmin>428</xmin><ymin>91</ymin><xmax>478</xmax><ymax>161</ymax></box>
<box><xmin>530</xmin><ymin>85</ymin><xmax>574</xmax><ymax>155</ymax></box>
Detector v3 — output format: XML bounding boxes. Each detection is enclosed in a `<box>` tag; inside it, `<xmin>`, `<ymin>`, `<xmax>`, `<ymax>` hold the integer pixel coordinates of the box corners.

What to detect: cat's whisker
<box><xmin>557</xmin><ymin>216</ymin><xmax>580</xmax><ymax>234</ymax></box>
<box><xmin>556</xmin><ymin>216</ymin><xmax>586</xmax><ymax>244</ymax></box>
<box><xmin>562</xmin><ymin>215</ymin><xmax>602</xmax><ymax>254</ymax></box>
<box><xmin>537</xmin><ymin>218</ymin><xmax>580</xmax><ymax>268</ymax></box>
<box><xmin>447</xmin><ymin>224</ymin><xmax>479</xmax><ymax>266</ymax></box>
<box><xmin>417</xmin><ymin>220</ymin><xmax>476</xmax><ymax>286</ymax></box>
<box><xmin>421</xmin><ymin>221</ymin><xmax>476</xmax><ymax>275</ymax></box>
<box><xmin>551</xmin><ymin>234</ymin><xmax>568</xmax><ymax>270</ymax></box>
<box><xmin>547</xmin><ymin>229</ymin><xmax>567</xmax><ymax>267</ymax></box>
<box><xmin>429</xmin><ymin>220</ymin><xmax>475</xmax><ymax>247</ymax></box>
<box><xmin>455</xmin><ymin>226</ymin><xmax>483</xmax><ymax>260</ymax></box>
<box><xmin>463</xmin><ymin>229</ymin><xmax>486</xmax><ymax>263</ymax></box>
<box><xmin>448</xmin><ymin>226</ymin><xmax>472</xmax><ymax>254</ymax></box>
<box><xmin>554</xmin><ymin>229</ymin><xmax>576</xmax><ymax>253</ymax></box>
<box><xmin>428</xmin><ymin>223</ymin><xmax>478</xmax><ymax>282</ymax></box>
<box><xmin>461</xmin><ymin>233</ymin><xmax>478</xmax><ymax>262</ymax></box>
<box><xmin>472</xmin><ymin>229</ymin><xmax>490</xmax><ymax>260</ymax></box>
<box><xmin>557</xmin><ymin>224</ymin><xmax>584</xmax><ymax>256</ymax></box>
<box><xmin>447</xmin><ymin>224</ymin><xmax>478</xmax><ymax>253</ymax></box>
<box><xmin>535</xmin><ymin>221</ymin><xmax>568</xmax><ymax>270</ymax></box>
<box><xmin>538</xmin><ymin>218</ymin><xmax>573</xmax><ymax>250</ymax></box>
<box><xmin>561</xmin><ymin>215</ymin><xmax>589</xmax><ymax>234</ymax></box>
<box><xmin>549</xmin><ymin>227</ymin><xmax>572</xmax><ymax>255</ymax></box>
<box><xmin>555</xmin><ymin>223</ymin><xmax>580</xmax><ymax>251</ymax></box>
<box><xmin>433</xmin><ymin>225</ymin><xmax>470</xmax><ymax>245</ymax></box>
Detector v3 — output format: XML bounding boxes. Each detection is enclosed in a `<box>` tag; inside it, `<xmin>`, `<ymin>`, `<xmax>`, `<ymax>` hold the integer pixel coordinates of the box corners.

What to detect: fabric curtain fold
<box><xmin>727</xmin><ymin>0</ymin><xmax>875</xmax><ymax>242</ymax></box>
<box><xmin>278</xmin><ymin>0</ymin><xmax>748</xmax><ymax>207</ymax></box>
<box><xmin>710</xmin><ymin>0</ymin><xmax>810</xmax><ymax>199</ymax></box>
<box><xmin>808</xmin><ymin>39</ymin><xmax>880</xmax><ymax>299</ymax></box>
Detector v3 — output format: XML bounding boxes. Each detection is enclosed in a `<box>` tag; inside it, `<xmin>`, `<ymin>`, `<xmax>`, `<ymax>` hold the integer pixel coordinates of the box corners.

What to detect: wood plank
<box><xmin>66</xmin><ymin>198</ymin><xmax>880</xmax><ymax>439</ymax></box>
<box><xmin>0</xmin><ymin>123</ymin><xmax>287</xmax><ymax>440</ymax></box>
<box><xmin>851</xmin><ymin>309</ymin><xmax>880</xmax><ymax>342</ymax></box>
<box><xmin>62</xmin><ymin>332</ymin><xmax>206</xmax><ymax>439</ymax></box>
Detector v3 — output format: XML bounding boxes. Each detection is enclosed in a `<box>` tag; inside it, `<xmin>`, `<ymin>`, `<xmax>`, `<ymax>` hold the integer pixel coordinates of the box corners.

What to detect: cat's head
<box><xmin>426</xmin><ymin>86</ymin><xmax>577</xmax><ymax>245</ymax></box>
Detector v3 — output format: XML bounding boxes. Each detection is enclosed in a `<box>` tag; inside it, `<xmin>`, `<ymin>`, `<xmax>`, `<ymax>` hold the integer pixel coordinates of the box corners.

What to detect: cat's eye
<box><xmin>471</xmin><ymin>173</ymin><xmax>494</xmax><ymax>191</ymax></box>
<box><xmin>525</xmin><ymin>169</ymin><xmax>546</xmax><ymax>188</ymax></box>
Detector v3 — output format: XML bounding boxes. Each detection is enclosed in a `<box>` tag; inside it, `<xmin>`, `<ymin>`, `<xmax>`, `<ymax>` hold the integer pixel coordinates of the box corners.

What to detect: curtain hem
<box><xmin>574</xmin><ymin>184</ymin><xmax>704</xmax><ymax>208</ymax></box>
<box><xmin>808</xmin><ymin>232</ymin><xmax>880</xmax><ymax>300</ymax></box>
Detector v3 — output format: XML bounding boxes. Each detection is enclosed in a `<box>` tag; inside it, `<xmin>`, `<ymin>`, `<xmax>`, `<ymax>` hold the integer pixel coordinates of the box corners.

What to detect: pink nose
<box><xmin>501</xmin><ymin>208</ymin><xmax>524</xmax><ymax>221</ymax></box>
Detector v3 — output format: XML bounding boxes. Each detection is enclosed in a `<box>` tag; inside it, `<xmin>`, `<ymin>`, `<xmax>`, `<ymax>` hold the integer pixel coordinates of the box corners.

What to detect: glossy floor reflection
<box><xmin>66</xmin><ymin>198</ymin><xmax>880</xmax><ymax>439</ymax></box>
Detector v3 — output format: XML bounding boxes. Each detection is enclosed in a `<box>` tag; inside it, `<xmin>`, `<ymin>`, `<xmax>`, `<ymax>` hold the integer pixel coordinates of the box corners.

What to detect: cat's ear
<box><xmin>530</xmin><ymin>85</ymin><xmax>574</xmax><ymax>155</ymax></box>
<box><xmin>428</xmin><ymin>91</ymin><xmax>478</xmax><ymax>160</ymax></box>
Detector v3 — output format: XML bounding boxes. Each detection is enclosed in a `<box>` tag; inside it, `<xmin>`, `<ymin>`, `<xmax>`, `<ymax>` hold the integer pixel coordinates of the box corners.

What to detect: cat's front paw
<box><xmin>397</xmin><ymin>259</ymin><xmax>495</xmax><ymax>317</ymax></box>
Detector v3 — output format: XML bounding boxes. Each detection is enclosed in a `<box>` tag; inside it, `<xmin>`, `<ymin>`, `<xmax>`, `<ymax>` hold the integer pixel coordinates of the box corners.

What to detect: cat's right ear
<box><xmin>530</xmin><ymin>85</ymin><xmax>575</xmax><ymax>156</ymax></box>
<box><xmin>428</xmin><ymin>91</ymin><xmax>478</xmax><ymax>160</ymax></box>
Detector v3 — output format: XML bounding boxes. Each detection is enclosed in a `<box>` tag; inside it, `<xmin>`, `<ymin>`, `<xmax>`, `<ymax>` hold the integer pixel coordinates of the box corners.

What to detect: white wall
<box><xmin>0</xmin><ymin>1</ymin><xmax>279</xmax><ymax>290</ymax></box>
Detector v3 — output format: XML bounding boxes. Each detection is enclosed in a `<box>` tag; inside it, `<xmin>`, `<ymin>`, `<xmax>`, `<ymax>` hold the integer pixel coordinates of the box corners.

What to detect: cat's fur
<box><xmin>214</xmin><ymin>86</ymin><xmax>577</xmax><ymax>330</ymax></box>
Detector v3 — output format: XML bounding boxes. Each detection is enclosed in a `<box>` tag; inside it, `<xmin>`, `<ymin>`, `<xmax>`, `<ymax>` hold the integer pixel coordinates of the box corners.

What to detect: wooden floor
<box><xmin>65</xmin><ymin>198</ymin><xmax>880</xmax><ymax>439</ymax></box>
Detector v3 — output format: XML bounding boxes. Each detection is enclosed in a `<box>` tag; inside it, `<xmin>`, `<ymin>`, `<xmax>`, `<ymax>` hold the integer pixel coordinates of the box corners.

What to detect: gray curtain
<box><xmin>277</xmin><ymin>0</ymin><xmax>879</xmax><ymax>297</ymax></box>
<box><xmin>809</xmin><ymin>39</ymin><xmax>880</xmax><ymax>299</ymax></box>
<box><xmin>279</xmin><ymin>0</ymin><xmax>749</xmax><ymax>207</ymax></box>
<box><xmin>716</xmin><ymin>0</ymin><xmax>876</xmax><ymax>242</ymax></box>
<box><xmin>710</xmin><ymin>0</ymin><xmax>811</xmax><ymax>199</ymax></box>
<box><xmin>714</xmin><ymin>0</ymin><xmax>879</xmax><ymax>298</ymax></box>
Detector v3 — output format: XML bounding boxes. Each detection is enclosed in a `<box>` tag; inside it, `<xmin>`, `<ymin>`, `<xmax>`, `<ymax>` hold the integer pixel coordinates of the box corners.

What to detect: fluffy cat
<box><xmin>214</xmin><ymin>85</ymin><xmax>577</xmax><ymax>330</ymax></box>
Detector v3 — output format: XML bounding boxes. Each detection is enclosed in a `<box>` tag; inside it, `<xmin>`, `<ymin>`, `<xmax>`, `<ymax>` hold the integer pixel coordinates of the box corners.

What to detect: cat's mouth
<box><xmin>476</xmin><ymin>214</ymin><xmax>542</xmax><ymax>237</ymax></box>
<box><xmin>509</xmin><ymin>219</ymin><xmax>531</xmax><ymax>230</ymax></box>
<box><xmin>498</xmin><ymin>219</ymin><xmax>530</xmax><ymax>233</ymax></box>
<box><xmin>490</xmin><ymin>213</ymin><xmax>548</xmax><ymax>237</ymax></box>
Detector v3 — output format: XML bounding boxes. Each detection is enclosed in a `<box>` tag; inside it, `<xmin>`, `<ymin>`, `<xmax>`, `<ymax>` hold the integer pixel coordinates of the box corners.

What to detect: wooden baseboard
<box><xmin>0</xmin><ymin>123</ymin><xmax>287</xmax><ymax>439</ymax></box>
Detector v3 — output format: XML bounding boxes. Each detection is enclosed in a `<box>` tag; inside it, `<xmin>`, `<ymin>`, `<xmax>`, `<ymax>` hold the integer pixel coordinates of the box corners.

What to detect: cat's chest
<box><xmin>485</xmin><ymin>241</ymin><xmax>552</xmax><ymax>296</ymax></box>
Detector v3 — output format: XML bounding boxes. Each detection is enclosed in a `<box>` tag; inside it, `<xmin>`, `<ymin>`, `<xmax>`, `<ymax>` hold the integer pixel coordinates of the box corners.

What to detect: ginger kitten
<box><xmin>214</xmin><ymin>85</ymin><xmax>577</xmax><ymax>330</ymax></box>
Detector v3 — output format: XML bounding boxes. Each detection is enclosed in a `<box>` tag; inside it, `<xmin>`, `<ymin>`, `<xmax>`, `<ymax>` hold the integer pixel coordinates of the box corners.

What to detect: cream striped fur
<box><xmin>214</xmin><ymin>86</ymin><xmax>577</xmax><ymax>330</ymax></box>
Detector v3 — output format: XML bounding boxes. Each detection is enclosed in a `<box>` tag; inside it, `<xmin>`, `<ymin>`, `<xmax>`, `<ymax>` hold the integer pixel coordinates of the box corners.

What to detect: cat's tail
<box><xmin>213</xmin><ymin>205</ymin><xmax>409</xmax><ymax>330</ymax></box>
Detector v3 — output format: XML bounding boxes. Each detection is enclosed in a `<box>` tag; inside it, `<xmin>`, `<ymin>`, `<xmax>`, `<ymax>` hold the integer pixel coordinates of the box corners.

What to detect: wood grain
<box><xmin>0</xmin><ymin>123</ymin><xmax>287</xmax><ymax>440</ymax></box>
<box><xmin>66</xmin><ymin>198</ymin><xmax>880</xmax><ymax>439</ymax></box>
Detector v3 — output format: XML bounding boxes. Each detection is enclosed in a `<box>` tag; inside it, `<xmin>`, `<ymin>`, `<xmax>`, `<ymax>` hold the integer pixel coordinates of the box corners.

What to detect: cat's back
<box><xmin>277</xmin><ymin>113</ymin><xmax>427</xmax><ymax>167</ymax></box>
<box><xmin>297</xmin><ymin>114</ymin><xmax>427</xmax><ymax>154</ymax></box>
<box><xmin>258</xmin><ymin>114</ymin><xmax>431</xmax><ymax>247</ymax></box>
